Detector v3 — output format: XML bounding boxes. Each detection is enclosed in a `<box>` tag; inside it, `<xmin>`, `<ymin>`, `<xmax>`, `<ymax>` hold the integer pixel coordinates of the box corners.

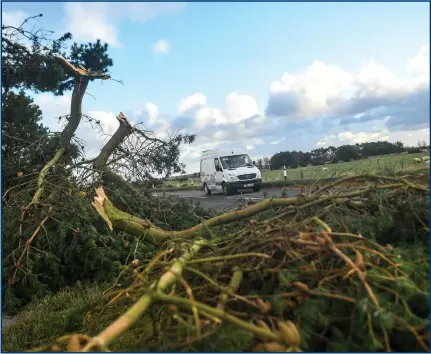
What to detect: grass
<box><xmin>262</xmin><ymin>152</ymin><xmax>428</xmax><ymax>181</ymax></box>
<box><xmin>1</xmin><ymin>282</ymin><xmax>108</xmax><ymax>352</ymax></box>
<box><xmin>161</xmin><ymin>152</ymin><xmax>429</xmax><ymax>190</ymax></box>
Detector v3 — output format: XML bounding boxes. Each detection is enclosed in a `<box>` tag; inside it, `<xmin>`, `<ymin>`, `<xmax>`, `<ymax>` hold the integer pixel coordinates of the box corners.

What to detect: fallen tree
<box><xmin>2</xmin><ymin>24</ymin><xmax>200</xmax><ymax>313</ymax></box>
<box><xmin>3</xmin><ymin>174</ymin><xmax>429</xmax><ymax>352</ymax></box>
<box><xmin>92</xmin><ymin>173</ymin><xmax>429</xmax><ymax>245</ymax></box>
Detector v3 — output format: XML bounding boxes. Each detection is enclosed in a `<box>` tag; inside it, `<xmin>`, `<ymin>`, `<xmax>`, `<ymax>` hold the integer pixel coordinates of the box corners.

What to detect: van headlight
<box><xmin>228</xmin><ymin>174</ymin><xmax>238</xmax><ymax>181</ymax></box>
<box><xmin>256</xmin><ymin>171</ymin><xmax>262</xmax><ymax>179</ymax></box>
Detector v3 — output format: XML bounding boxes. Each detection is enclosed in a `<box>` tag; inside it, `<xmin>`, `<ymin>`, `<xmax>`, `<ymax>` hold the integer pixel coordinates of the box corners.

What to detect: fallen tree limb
<box><xmin>26</xmin><ymin>56</ymin><xmax>111</xmax><ymax>207</ymax></box>
<box><xmin>7</xmin><ymin>176</ymin><xmax>429</xmax><ymax>353</ymax></box>
<box><xmin>92</xmin><ymin>178</ymin><xmax>427</xmax><ymax>245</ymax></box>
<box><xmin>15</xmin><ymin>56</ymin><xmax>113</xmax><ymax>282</ymax></box>
<box><xmin>312</xmin><ymin>173</ymin><xmax>429</xmax><ymax>195</ymax></box>
<box><xmin>81</xmin><ymin>239</ymin><xmax>207</xmax><ymax>351</ymax></box>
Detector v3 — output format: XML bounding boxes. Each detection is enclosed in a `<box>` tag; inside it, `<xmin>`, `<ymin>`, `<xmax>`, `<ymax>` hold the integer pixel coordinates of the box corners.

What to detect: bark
<box><xmin>92</xmin><ymin>180</ymin><xmax>421</xmax><ymax>246</ymax></box>
<box><xmin>93</xmin><ymin>112</ymin><xmax>134</xmax><ymax>189</ymax></box>
<box><xmin>54</xmin><ymin>55</ymin><xmax>110</xmax><ymax>149</ymax></box>
<box><xmin>29</xmin><ymin>55</ymin><xmax>111</xmax><ymax>204</ymax></box>
<box><xmin>94</xmin><ymin>113</ymin><xmax>133</xmax><ymax>171</ymax></box>
<box><xmin>14</xmin><ymin>56</ymin><xmax>113</xmax><ymax>281</ymax></box>
<box><xmin>82</xmin><ymin>239</ymin><xmax>207</xmax><ymax>351</ymax></box>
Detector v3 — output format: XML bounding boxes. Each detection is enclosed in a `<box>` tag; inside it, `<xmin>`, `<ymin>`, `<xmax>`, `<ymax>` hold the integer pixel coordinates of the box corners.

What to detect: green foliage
<box><xmin>191</xmin><ymin>324</ymin><xmax>255</xmax><ymax>352</ymax></box>
<box><xmin>2</xmin><ymin>15</ymin><xmax>113</xmax><ymax>96</ymax></box>
<box><xmin>2</xmin><ymin>16</ymin><xmax>72</xmax><ymax>94</ymax></box>
<box><xmin>2</xmin><ymin>183</ymin><xmax>214</xmax><ymax>314</ymax></box>
<box><xmin>3</xmin><ymin>181</ymin><xmax>430</xmax><ymax>352</ymax></box>
<box><xmin>335</xmin><ymin>144</ymin><xmax>359</xmax><ymax>162</ymax></box>
<box><xmin>56</xmin><ymin>39</ymin><xmax>113</xmax><ymax>95</ymax></box>
<box><xmin>1</xmin><ymin>91</ymin><xmax>48</xmax><ymax>182</ymax></box>
<box><xmin>346</xmin><ymin>193</ymin><xmax>430</xmax><ymax>247</ymax></box>
<box><xmin>268</xmin><ymin>141</ymin><xmax>408</xmax><ymax>170</ymax></box>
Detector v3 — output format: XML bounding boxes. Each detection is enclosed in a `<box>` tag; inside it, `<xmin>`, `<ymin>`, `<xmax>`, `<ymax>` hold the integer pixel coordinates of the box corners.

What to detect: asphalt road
<box><xmin>154</xmin><ymin>188</ymin><xmax>305</xmax><ymax>211</ymax></box>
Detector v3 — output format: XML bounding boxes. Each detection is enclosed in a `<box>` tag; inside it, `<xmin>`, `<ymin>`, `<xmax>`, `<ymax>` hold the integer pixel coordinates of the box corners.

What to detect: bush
<box><xmin>2</xmin><ymin>185</ymin><xmax>214</xmax><ymax>314</ymax></box>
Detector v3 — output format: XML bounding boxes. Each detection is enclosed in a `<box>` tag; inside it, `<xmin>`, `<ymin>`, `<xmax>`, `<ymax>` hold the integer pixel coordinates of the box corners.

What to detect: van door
<box><xmin>202</xmin><ymin>159</ymin><xmax>215</xmax><ymax>190</ymax></box>
<box><xmin>214</xmin><ymin>158</ymin><xmax>224</xmax><ymax>191</ymax></box>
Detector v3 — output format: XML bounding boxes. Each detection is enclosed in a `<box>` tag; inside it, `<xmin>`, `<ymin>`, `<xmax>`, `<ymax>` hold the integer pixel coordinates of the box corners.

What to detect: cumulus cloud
<box><xmin>407</xmin><ymin>44</ymin><xmax>430</xmax><ymax>87</ymax></box>
<box><xmin>65</xmin><ymin>3</ymin><xmax>120</xmax><ymax>47</ymax></box>
<box><xmin>338</xmin><ymin>131</ymin><xmax>390</xmax><ymax>144</ymax></box>
<box><xmin>64</xmin><ymin>2</ymin><xmax>186</xmax><ymax>47</ymax></box>
<box><xmin>29</xmin><ymin>44</ymin><xmax>429</xmax><ymax>174</ymax></box>
<box><xmin>178</xmin><ymin>92</ymin><xmax>261</xmax><ymax>128</ymax></box>
<box><xmin>265</xmin><ymin>45</ymin><xmax>430</xmax><ymax>132</ymax></box>
<box><xmin>152</xmin><ymin>39</ymin><xmax>171</xmax><ymax>55</ymax></box>
<box><xmin>178</xmin><ymin>93</ymin><xmax>207</xmax><ymax>115</ymax></box>
<box><xmin>133</xmin><ymin>102</ymin><xmax>161</xmax><ymax>127</ymax></box>
<box><xmin>315</xmin><ymin>128</ymin><xmax>430</xmax><ymax>149</ymax></box>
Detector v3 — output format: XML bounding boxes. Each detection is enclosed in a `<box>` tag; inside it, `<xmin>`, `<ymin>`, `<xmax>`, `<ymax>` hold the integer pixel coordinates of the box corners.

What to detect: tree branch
<box><xmin>53</xmin><ymin>55</ymin><xmax>111</xmax><ymax>80</ymax></box>
<box><xmin>92</xmin><ymin>179</ymin><xmax>424</xmax><ymax>246</ymax></box>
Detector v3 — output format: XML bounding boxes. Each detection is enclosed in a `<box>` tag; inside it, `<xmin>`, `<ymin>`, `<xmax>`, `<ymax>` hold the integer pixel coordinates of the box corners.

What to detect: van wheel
<box><xmin>222</xmin><ymin>183</ymin><xmax>232</xmax><ymax>196</ymax></box>
<box><xmin>203</xmin><ymin>184</ymin><xmax>211</xmax><ymax>196</ymax></box>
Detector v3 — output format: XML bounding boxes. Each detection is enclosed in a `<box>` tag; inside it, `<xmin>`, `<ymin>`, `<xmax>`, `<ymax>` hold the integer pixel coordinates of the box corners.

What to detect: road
<box><xmin>154</xmin><ymin>188</ymin><xmax>305</xmax><ymax>211</ymax></box>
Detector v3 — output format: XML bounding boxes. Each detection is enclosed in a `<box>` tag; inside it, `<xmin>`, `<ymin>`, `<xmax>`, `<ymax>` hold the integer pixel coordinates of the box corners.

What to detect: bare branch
<box><xmin>53</xmin><ymin>55</ymin><xmax>111</xmax><ymax>80</ymax></box>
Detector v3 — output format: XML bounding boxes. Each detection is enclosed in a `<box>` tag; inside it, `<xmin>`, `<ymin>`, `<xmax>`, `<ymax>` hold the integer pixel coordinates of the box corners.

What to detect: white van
<box><xmin>200</xmin><ymin>148</ymin><xmax>262</xmax><ymax>195</ymax></box>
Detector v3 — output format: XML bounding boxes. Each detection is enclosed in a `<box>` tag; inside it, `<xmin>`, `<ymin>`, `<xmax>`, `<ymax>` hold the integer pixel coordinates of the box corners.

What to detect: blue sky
<box><xmin>2</xmin><ymin>2</ymin><xmax>430</xmax><ymax>173</ymax></box>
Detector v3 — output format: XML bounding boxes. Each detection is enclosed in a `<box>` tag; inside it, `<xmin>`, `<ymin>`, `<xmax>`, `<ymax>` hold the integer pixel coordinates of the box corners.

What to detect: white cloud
<box><xmin>266</xmin><ymin>45</ymin><xmax>429</xmax><ymax>120</ymax></box>
<box><xmin>407</xmin><ymin>44</ymin><xmax>430</xmax><ymax>89</ymax></box>
<box><xmin>316</xmin><ymin>135</ymin><xmax>336</xmax><ymax>147</ymax></box>
<box><xmin>65</xmin><ymin>3</ymin><xmax>120</xmax><ymax>47</ymax></box>
<box><xmin>179</xmin><ymin>92</ymin><xmax>261</xmax><ymax>128</ymax></box>
<box><xmin>387</xmin><ymin>127</ymin><xmax>430</xmax><ymax>147</ymax></box>
<box><xmin>315</xmin><ymin>128</ymin><xmax>431</xmax><ymax>149</ymax></box>
<box><xmin>338</xmin><ymin>131</ymin><xmax>390</xmax><ymax>144</ymax></box>
<box><xmin>133</xmin><ymin>102</ymin><xmax>161</xmax><ymax>127</ymax></box>
<box><xmin>2</xmin><ymin>10</ymin><xmax>28</xmax><ymax>28</ymax></box>
<box><xmin>34</xmin><ymin>94</ymin><xmax>71</xmax><ymax>132</ymax></box>
<box><xmin>225</xmin><ymin>92</ymin><xmax>259</xmax><ymax>123</ymax></box>
<box><xmin>29</xmin><ymin>44</ymin><xmax>429</xmax><ymax>174</ymax></box>
<box><xmin>267</xmin><ymin>61</ymin><xmax>353</xmax><ymax>118</ymax></box>
<box><xmin>178</xmin><ymin>93</ymin><xmax>207</xmax><ymax>114</ymax></box>
<box><xmin>64</xmin><ymin>2</ymin><xmax>186</xmax><ymax>47</ymax></box>
<box><xmin>153</xmin><ymin>39</ymin><xmax>171</xmax><ymax>55</ymax></box>
<box><xmin>270</xmin><ymin>137</ymin><xmax>286</xmax><ymax>145</ymax></box>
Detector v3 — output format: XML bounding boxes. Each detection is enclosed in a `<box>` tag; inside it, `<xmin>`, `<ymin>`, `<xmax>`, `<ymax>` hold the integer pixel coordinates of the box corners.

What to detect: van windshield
<box><xmin>220</xmin><ymin>154</ymin><xmax>253</xmax><ymax>169</ymax></box>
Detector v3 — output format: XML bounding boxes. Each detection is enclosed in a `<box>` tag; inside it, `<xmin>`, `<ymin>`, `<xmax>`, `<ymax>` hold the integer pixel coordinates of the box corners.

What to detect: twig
<box><xmin>9</xmin><ymin>207</ymin><xmax>52</xmax><ymax>286</ymax></box>
<box><xmin>81</xmin><ymin>239</ymin><xmax>207</xmax><ymax>352</ymax></box>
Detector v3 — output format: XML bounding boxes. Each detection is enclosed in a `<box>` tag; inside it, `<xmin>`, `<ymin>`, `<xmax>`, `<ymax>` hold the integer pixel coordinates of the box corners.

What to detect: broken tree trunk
<box><xmin>92</xmin><ymin>180</ymin><xmax>416</xmax><ymax>246</ymax></box>
<box><xmin>30</xmin><ymin>55</ymin><xmax>111</xmax><ymax>204</ymax></box>
<box><xmin>13</xmin><ymin>57</ymin><xmax>112</xmax><ymax>284</ymax></box>
<box><xmin>93</xmin><ymin>112</ymin><xmax>135</xmax><ymax>189</ymax></box>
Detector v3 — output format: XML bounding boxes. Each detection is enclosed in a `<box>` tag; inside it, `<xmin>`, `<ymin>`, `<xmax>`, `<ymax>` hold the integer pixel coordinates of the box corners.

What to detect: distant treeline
<box><xmin>134</xmin><ymin>141</ymin><xmax>429</xmax><ymax>185</ymax></box>
<box><xmin>258</xmin><ymin>140</ymin><xmax>429</xmax><ymax>170</ymax></box>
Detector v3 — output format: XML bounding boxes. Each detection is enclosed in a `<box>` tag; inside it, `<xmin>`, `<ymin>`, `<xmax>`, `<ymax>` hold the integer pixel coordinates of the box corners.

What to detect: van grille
<box><xmin>238</xmin><ymin>174</ymin><xmax>256</xmax><ymax>180</ymax></box>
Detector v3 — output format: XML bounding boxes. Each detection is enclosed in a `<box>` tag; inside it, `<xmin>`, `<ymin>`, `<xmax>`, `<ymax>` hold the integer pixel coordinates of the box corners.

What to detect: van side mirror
<box><xmin>216</xmin><ymin>165</ymin><xmax>222</xmax><ymax>172</ymax></box>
